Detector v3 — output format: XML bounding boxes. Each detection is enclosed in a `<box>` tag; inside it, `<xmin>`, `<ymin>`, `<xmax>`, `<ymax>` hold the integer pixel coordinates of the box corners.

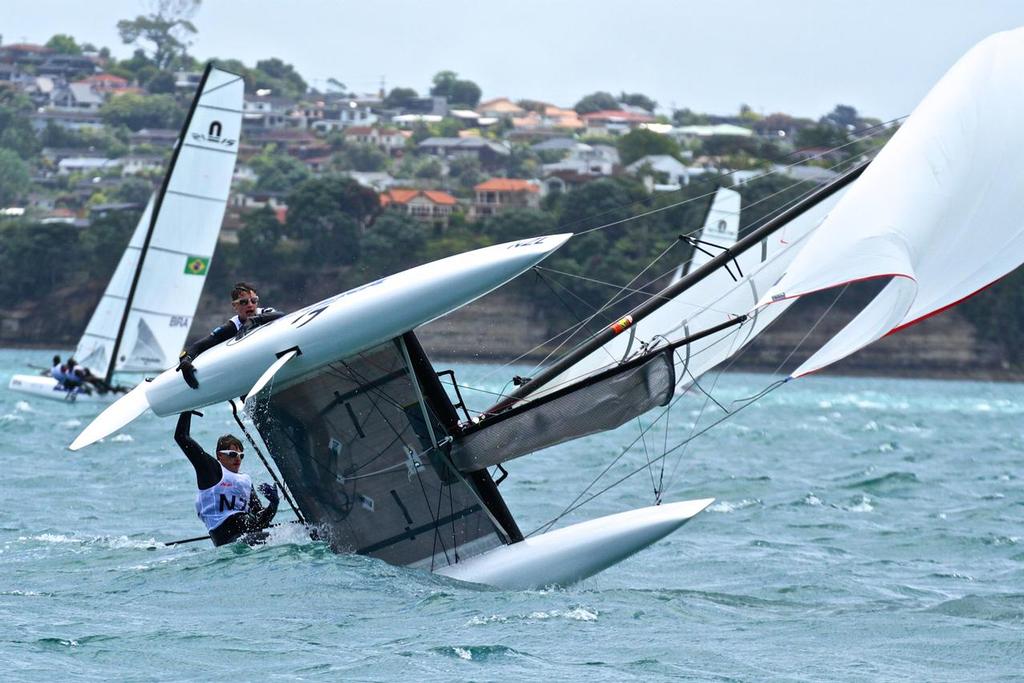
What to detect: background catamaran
<box><xmin>72</xmin><ymin>28</ymin><xmax>1024</xmax><ymax>588</ymax></box>
<box><xmin>8</xmin><ymin>64</ymin><xmax>243</xmax><ymax>404</ymax></box>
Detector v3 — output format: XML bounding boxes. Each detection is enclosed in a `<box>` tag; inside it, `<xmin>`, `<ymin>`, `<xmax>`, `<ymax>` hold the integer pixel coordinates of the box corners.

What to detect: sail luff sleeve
<box><xmin>104</xmin><ymin>63</ymin><xmax>215</xmax><ymax>385</ymax></box>
<box><xmin>486</xmin><ymin>162</ymin><xmax>867</xmax><ymax>412</ymax></box>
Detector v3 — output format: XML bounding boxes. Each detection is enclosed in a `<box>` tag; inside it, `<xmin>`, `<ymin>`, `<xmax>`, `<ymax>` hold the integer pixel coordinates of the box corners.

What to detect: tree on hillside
<box><xmin>360</xmin><ymin>212</ymin><xmax>428</xmax><ymax>275</ymax></box>
<box><xmin>671</xmin><ymin>108</ymin><xmax>708</xmax><ymax>126</ymax></box>
<box><xmin>384</xmin><ymin>87</ymin><xmax>419</xmax><ymax>110</ymax></box>
<box><xmin>619</xmin><ymin>92</ymin><xmax>657</xmax><ymax>112</ymax></box>
<box><xmin>429</xmin><ymin>70</ymin><xmax>482</xmax><ymax>107</ymax></box>
<box><xmin>0</xmin><ymin>222</ymin><xmax>80</xmax><ymax>299</ymax></box>
<box><xmin>617</xmin><ymin>128</ymin><xmax>681</xmax><ymax>166</ymax></box>
<box><xmin>252</xmin><ymin>58</ymin><xmax>308</xmax><ymax>99</ymax></box>
<box><xmin>0</xmin><ymin>149</ymin><xmax>30</xmax><ymax>206</ymax></box>
<box><xmin>100</xmin><ymin>93</ymin><xmax>184</xmax><ymax>131</ymax></box>
<box><xmin>250</xmin><ymin>145</ymin><xmax>311</xmax><ymax>193</ymax></box>
<box><xmin>46</xmin><ymin>34</ymin><xmax>82</xmax><ymax>55</ymax></box>
<box><xmin>574</xmin><ymin>91</ymin><xmax>619</xmax><ymax>114</ymax></box>
<box><xmin>284</xmin><ymin>176</ymin><xmax>378</xmax><ymax>265</ymax></box>
<box><xmin>237</xmin><ymin>205</ymin><xmax>285</xmax><ymax>270</ymax></box>
<box><xmin>0</xmin><ymin>85</ymin><xmax>39</xmax><ymax>160</ymax></box>
<box><xmin>117</xmin><ymin>0</ymin><xmax>201</xmax><ymax>70</ymax></box>
<box><xmin>479</xmin><ymin>209</ymin><xmax>556</xmax><ymax>243</ymax></box>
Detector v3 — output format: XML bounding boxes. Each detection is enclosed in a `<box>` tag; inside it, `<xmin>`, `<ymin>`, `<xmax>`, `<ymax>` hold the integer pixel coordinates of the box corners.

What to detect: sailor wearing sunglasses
<box><xmin>175</xmin><ymin>410</ymin><xmax>280</xmax><ymax>546</ymax></box>
<box><xmin>176</xmin><ymin>281</ymin><xmax>285</xmax><ymax>389</ymax></box>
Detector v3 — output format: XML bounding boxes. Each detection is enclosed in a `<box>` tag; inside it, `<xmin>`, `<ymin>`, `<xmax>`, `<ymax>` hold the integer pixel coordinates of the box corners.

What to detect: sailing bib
<box><xmin>195</xmin><ymin>467</ymin><xmax>253</xmax><ymax>531</ymax></box>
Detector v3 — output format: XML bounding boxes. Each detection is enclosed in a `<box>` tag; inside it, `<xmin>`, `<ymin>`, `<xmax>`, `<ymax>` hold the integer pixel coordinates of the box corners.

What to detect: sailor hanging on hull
<box><xmin>175</xmin><ymin>411</ymin><xmax>279</xmax><ymax>546</ymax></box>
<box><xmin>176</xmin><ymin>282</ymin><xmax>285</xmax><ymax>389</ymax></box>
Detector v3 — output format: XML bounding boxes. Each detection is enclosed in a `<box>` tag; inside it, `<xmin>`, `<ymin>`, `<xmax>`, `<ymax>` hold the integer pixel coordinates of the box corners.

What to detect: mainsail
<box><xmin>73</xmin><ymin>64</ymin><xmax>243</xmax><ymax>381</ymax></box>
<box><xmin>671</xmin><ymin>186</ymin><xmax>741</xmax><ymax>283</ymax></box>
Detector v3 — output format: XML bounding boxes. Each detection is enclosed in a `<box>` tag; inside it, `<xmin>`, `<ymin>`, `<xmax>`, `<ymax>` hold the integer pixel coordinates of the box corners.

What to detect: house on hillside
<box><xmin>343</xmin><ymin>126</ymin><xmax>408</xmax><ymax>156</ymax></box>
<box><xmin>581</xmin><ymin>110</ymin><xmax>655</xmax><ymax>136</ymax></box>
<box><xmin>130</xmin><ymin>128</ymin><xmax>179</xmax><ymax>149</ymax></box>
<box><xmin>472</xmin><ymin>178</ymin><xmax>540</xmax><ymax>219</ymax></box>
<box><xmin>625</xmin><ymin>154</ymin><xmax>690</xmax><ymax>188</ymax></box>
<box><xmin>50</xmin><ymin>82</ymin><xmax>104</xmax><ymax>111</ymax></box>
<box><xmin>243</xmin><ymin>94</ymin><xmax>293</xmax><ymax>129</ymax></box>
<box><xmin>417</xmin><ymin>136</ymin><xmax>510</xmax><ymax>169</ymax></box>
<box><xmin>381</xmin><ymin>188</ymin><xmax>459</xmax><ymax>229</ymax></box>
<box><xmin>541</xmin><ymin>143</ymin><xmax>619</xmax><ymax>177</ymax></box>
<box><xmin>477</xmin><ymin>97</ymin><xmax>525</xmax><ymax>119</ymax></box>
<box><xmin>311</xmin><ymin>99</ymin><xmax>379</xmax><ymax>132</ymax></box>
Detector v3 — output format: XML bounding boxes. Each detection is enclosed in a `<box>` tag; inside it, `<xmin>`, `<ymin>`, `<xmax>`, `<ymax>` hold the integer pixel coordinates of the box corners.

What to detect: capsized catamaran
<box><xmin>71</xmin><ymin>28</ymin><xmax>1024</xmax><ymax>589</ymax></box>
<box><xmin>8</xmin><ymin>63</ymin><xmax>243</xmax><ymax>404</ymax></box>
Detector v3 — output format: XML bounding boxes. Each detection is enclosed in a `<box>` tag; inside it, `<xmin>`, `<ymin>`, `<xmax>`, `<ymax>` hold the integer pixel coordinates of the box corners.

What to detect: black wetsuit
<box><xmin>174</xmin><ymin>412</ymin><xmax>278</xmax><ymax>546</ymax></box>
<box><xmin>184</xmin><ymin>308</ymin><xmax>286</xmax><ymax>360</ymax></box>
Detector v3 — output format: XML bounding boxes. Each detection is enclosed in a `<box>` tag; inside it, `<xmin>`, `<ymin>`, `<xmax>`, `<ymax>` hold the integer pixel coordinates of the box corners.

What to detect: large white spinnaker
<box><xmin>758</xmin><ymin>27</ymin><xmax>1024</xmax><ymax>378</ymax></box>
<box><xmin>77</xmin><ymin>65</ymin><xmax>243</xmax><ymax>380</ymax></box>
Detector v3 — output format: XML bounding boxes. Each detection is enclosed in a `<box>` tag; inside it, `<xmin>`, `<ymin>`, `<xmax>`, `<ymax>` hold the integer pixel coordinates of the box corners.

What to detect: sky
<box><xmin>4</xmin><ymin>0</ymin><xmax>1024</xmax><ymax>120</ymax></box>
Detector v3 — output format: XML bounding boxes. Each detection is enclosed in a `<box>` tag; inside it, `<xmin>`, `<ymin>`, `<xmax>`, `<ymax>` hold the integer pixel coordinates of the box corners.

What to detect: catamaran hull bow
<box><xmin>436</xmin><ymin>498</ymin><xmax>714</xmax><ymax>589</ymax></box>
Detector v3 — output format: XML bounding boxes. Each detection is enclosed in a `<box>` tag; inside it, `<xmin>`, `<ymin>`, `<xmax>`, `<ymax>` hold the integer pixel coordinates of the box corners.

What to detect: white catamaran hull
<box><xmin>436</xmin><ymin>498</ymin><xmax>714</xmax><ymax>589</ymax></box>
<box><xmin>71</xmin><ymin>234</ymin><xmax>572</xmax><ymax>450</ymax></box>
<box><xmin>7</xmin><ymin>375</ymin><xmax>120</xmax><ymax>404</ymax></box>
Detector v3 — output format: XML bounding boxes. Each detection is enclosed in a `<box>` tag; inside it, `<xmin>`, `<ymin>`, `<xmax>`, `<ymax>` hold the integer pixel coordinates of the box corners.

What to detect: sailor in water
<box><xmin>175</xmin><ymin>281</ymin><xmax>285</xmax><ymax>389</ymax></box>
<box><xmin>175</xmin><ymin>410</ymin><xmax>279</xmax><ymax>546</ymax></box>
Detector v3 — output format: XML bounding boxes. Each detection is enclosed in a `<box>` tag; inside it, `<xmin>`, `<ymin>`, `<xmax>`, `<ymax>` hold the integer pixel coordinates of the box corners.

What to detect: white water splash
<box><xmin>15</xmin><ymin>400</ymin><xmax>33</xmax><ymax>412</ymax></box>
<box><xmin>110</xmin><ymin>434</ymin><xmax>134</xmax><ymax>443</ymax></box>
<box><xmin>60</xmin><ymin>419</ymin><xmax>82</xmax><ymax>429</ymax></box>
<box><xmin>709</xmin><ymin>499</ymin><xmax>760</xmax><ymax>513</ymax></box>
<box><xmin>453</xmin><ymin>647</ymin><xmax>473</xmax><ymax>660</ymax></box>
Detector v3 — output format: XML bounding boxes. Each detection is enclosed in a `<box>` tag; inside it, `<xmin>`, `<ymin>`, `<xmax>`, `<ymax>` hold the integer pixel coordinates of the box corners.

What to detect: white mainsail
<box><xmin>73</xmin><ymin>66</ymin><xmax>243</xmax><ymax>378</ymax></box>
<box><xmin>758</xmin><ymin>27</ymin><xmax>1024</xmax><ymax>378</ymax></box>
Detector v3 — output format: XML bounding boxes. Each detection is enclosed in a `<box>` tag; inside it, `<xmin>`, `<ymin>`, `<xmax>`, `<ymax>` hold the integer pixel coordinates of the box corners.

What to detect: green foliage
<box><xmin>237</xmin><ymin>205</ymin><xmax>285</xmax><ymax>270</ymax></box>
<box><xmin>0</xmin><ymin>149</ymin><xmax>30</xmax><ymax>205</ymax></box>
<box><xmin>100</xmin><ymin>93</ymin><xmax>184</xmax><ymax>131</ymax></box>
<box><xmin>672</xmin><ymin>108</ymin><xmax>709</xmax><ymax>126</ymax></box>
<box><xmin>251</xmin><ymin>58</ymin><xmax>308</xmax><ymax>99</ymax></box>
<box><xmin>0</xmin><ymin>85</ymin><xmax>39</xmax><ymax>159</ymax></box>
<box><xmin>78</xmin><ymin>209</ymin><xmax>141</xmax><ymax>279</ymax></box>
<box><xmin>447</xmin><ymin>156</ymin><xmax>482</xmax><ymax>190</ymax></box>
<box><xmin>113</xmin><ymin>177</ymin><xmax>154</xmax><ymax>204</ymax></box>
<box><xmin>478</xmin><ymin>209</ymin><xmax>556</xmax><ymax>243</ymax></box>
<box><xmin>0</xmin><ymin>221</ymin><xmax>81</xmax><ymax>299</ymax></box>
<box><xmin>794</xmin><ymin>123</ymin><xmax>847</xmax><ymax>150</ymax></box>
<box><xmin>145</xmin><ymin>70</ymin><xmax>177</xmax><ymax>94</ymax></box>
<box><xmin>619</xmin><ymin>92</ymin><xmax>657</xmax><ymax>112</ymax></box>
<box><xmin>360</xmin><ymin>212</ymin><xmax>428</xmax><ymax>275</ymax></box>
<box><xmin>116</xmin><ymin>0</ymin><xmax>201</xmax><ymax>70</ymax></box>
<box><xmin>616</xmin><ymin>128</ymin><xmax>682</xmax><ymax>166</ymax></box>
<box><xmin>332</xmin><ymin>143</ymin><xmax>390</xmax><ymax>173</ymax></box>
<box><xmin>250</xmin><ymin>145</ymin><xmax>311</xmax><ymax>193</ymax></box>
<box><xmin>384</xmin><ymin>87</ymin><xmax>419</xmax><ymax>109</ymax></box>
<box><xmin>429</xmin><ymin>70</ymin><xmax>481</xmax><ymax>107</ymax></box>
<box><xmin>506</xmin><ymin>146</ymin><xmax>541</xmax><ymax>179</ymax></box>
<box><xmin>284</xmin><ymin>176</ymin><xmax>378</xmax><ymax>265</ymax></box>
<box><xmin>46</xmin><ymin>34</ymin><xmax>82</xmax><ymax>55</ymax></box>
<box><xmin>574</xmin><ymin>91</ymin><xmax>619</xmax><ymax>115</ymax></box>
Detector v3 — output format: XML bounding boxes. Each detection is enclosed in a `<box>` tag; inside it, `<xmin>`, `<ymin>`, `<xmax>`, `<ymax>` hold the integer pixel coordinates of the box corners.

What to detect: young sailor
<box><xmin>52</xmin><ymin>358</ymin><xmax>88</xmax><ymax>394</ymax></box>
<box><xmin>175</xmin><ymin>282</ymin><xmax>285</xmax><ymax>389</ymax></box>
<box><xmin>174</xmin><ymin>410</ymin><xmax>279</xmax><ymax>546</ymax></box>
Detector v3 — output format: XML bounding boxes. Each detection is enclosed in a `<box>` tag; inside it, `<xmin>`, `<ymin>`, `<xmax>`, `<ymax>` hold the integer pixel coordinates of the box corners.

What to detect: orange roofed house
<box><xmin>380</xmin><ymin>188</ymin><xmax>459</xmax><ymax>229</ymax></box>
<box><xmin>472</xmin><ymin>178</ymin><xmax>540</xmax><ymax>219</ymax></box>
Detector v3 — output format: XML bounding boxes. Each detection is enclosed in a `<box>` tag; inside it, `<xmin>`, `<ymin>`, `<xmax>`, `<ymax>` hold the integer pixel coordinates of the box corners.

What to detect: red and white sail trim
<box><xmin>758</xmin><ymin>27</ymin><xmax>1024</xmax><ymax>378</ymax></box>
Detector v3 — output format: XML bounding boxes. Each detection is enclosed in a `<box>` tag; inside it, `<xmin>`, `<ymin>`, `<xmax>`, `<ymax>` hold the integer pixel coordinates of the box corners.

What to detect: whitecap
<box><xmin>0</xmin><ymin>414</ymin><xmax>25</xmax><ymax>424</ymax></box>
<box><xmin>845</xmin><ymin>496</ymin><xmax>874</xmax><ymax>513</ymax></box>
<box><xmin>453</xmin><ymin>647</ymin><xmax>473</xmax><ymax>660</ymax></box>
<box><xmin>60</xmin><ymin>419</ymin><xmax>82</xmax><ymax>429</ymax></box>
<box><xmin>14</xmin><ymin>401</ymin><xmax>33</xmax><ymax>412</ymax></box>
<box><xmin>862</xmin><ymin>420</ymin><xmax>878</xmax><ymax>432</ymax></box>
<box><xmin>467</xmin><ymin>614</ymin><xmax>507</xmax><ymax>625</ymax></box>
<box><xmin>110</xmin><ymin>434</ymin><xmax>134</xmax><ymax>443</ymax></box>
<box><xmin>802</xmin><ymin>493</ymin><xmax>823</xmax><ymax>507</ymax></box>
<box><xmin>709</xmin><ymin>499</ymin><xmax>759</xmax><ymax>513</ymax></box>
<box><xmin>878</xmin><ymin>442</ymin><xmax>896</xmax><ymax>453</ymax></box>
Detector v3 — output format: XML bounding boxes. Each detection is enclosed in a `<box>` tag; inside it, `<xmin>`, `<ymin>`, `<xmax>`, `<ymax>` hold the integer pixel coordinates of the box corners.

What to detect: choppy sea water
<box><xmin>0</xmin><ymin>348</ymin><xmax>1022</xmax><ymax>681</ymax></box>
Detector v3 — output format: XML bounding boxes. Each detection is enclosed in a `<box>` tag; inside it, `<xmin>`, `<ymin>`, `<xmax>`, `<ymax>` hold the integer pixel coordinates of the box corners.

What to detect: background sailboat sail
<box><xmin>670</xmin><ymin>186</ymin><xmax>741</xmax><ymax>283</ymax></box>
<box><xmin>759</xmin><ymin>27</ymin><xmax>1024</xmax><ymax>378</ymax></box>
<box><xmin>93</xmin><ymin>65</ymin><xmax>243</xmax><ymax>380</ymax></box>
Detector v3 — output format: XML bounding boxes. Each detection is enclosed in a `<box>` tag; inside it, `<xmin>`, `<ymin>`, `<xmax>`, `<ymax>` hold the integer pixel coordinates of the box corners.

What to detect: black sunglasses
<box><xmin>217</xmin><ymin>449</ymin><xmax>244</xmax><ymax>459</ymax></box>
<box><xmin>233</xmin><ymin>296</ymin><xmax>259</xmax><ymax>306</ymax></box>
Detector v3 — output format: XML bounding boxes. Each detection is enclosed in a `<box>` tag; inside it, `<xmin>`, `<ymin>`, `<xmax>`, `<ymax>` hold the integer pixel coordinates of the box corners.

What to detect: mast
<box><xmin>104</xmin><ymin>63</ymin><xmax>216</xmax><ymax>386</ymax></box>
<box><xmin>489</xmin><ymin>162</ymin><xmax>868</xmax><ymax>411</ymax></box>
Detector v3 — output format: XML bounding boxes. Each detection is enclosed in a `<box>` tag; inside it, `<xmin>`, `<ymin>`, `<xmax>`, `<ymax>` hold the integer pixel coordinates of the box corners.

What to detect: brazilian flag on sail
<box><xmin>184</xmin><ymin>256</ymin><xmax>209</xmax><ymax>276</ymax></box>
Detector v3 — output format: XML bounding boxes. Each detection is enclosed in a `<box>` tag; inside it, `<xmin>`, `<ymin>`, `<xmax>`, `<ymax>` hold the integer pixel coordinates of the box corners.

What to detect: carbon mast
<box><xmin>103</xmin><ymin>63</ymin><xmax>216</xmax><ymax>387</ymax></box>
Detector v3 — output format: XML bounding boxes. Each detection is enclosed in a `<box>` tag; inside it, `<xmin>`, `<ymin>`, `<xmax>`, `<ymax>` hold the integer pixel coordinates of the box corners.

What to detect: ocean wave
<box><xmin>926</xmin><ymin>594</ymin><xmax>1024</xmax><ymax>622</ymax></box>
<box><xmin>14</xmin><ymin>400</ymin><xmax>32</xmax><ymax>412</ymax></box>
<box><xmin>709</xmin><ymin>499</ymin><xmax>761</xmax><ymax>513</ymax></box>
<box><xmin>429</xmin><ymin>644</ymin><xmax>523</xmax><ymax>661</ymax></box>
<box><xmin>23</xmin><ymin>533</ymin><xmax>161</xmax><ymax>550</ymax></box>
<box><xmin>844</xmin><ymin>471</ymin><xmax>920</xmax><ymax>491</ymax></box>
<box><xmin>842</xmin><ymin>494</ymin><xmax>874</xmax><ymax>513</ymax></box>
<box><xmin>110</xmin><ymin>434</ymin><xmax>134</xmax><ymax>443</ymax></box>
<box><xmin>60</xmin><ymin>418</ymin><xmax>82</xmax><ymax>428</ymax></box>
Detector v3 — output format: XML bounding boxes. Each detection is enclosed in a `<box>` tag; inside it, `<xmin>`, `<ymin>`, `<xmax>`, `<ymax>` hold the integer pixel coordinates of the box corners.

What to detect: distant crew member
<box><xmin>52</xmin><ymin>358</ymin><xmax>88</xmax><ymax>394</ymax></box>
<box><xmin>175</xmin><ymin>282</ymin><xmax>285</xmax><ymax>389</ymax></box>
<box><xmin>44</xmin><ymin>355</ymin><xmax>61</xmax><ymax>377</ymax></box>
<box><xmin>174</xmin><ymin>410</ymin><xmax>279</xmax><ymax>546</ymax></box>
